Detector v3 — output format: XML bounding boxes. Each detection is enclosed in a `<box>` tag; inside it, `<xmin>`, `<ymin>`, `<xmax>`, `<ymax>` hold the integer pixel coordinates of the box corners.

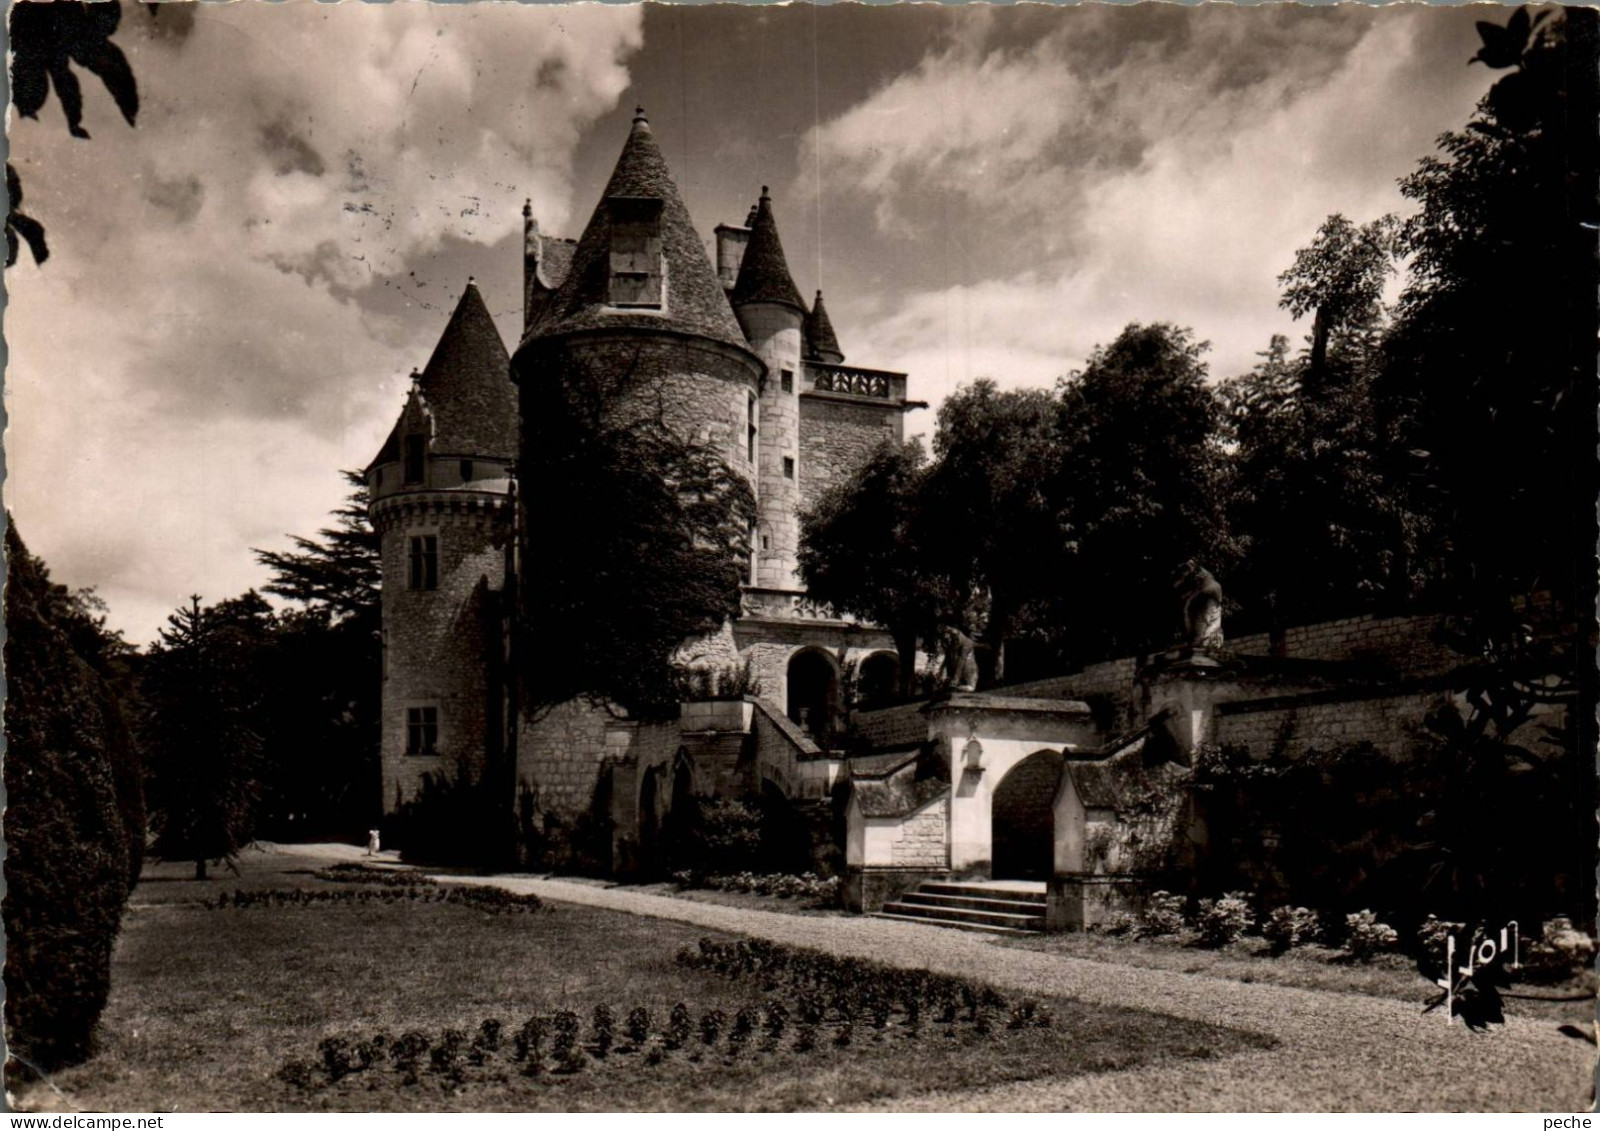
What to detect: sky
<box><xmin>4</xmin><ymin>1</ymin><xmax>1498</xmax><ymax>646</ymax></box>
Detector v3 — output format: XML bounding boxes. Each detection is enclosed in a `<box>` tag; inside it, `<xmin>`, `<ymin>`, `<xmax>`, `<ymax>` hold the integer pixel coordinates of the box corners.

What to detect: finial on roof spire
<box><xmin>761</xmin><ymin>185</ymin><xmax>771</xmax><ymax>200</ymax></box>
<box><xmin>633</xmin><ymin>105</ymin><xmax>649</xmax><ymax>125</ymax></box>
<box><xmin>409</xmin><ymin>367</ymin><xmax>421</xmax><ymax>385</ymax></box>
<box><xmin>522</xmin><ymin>198</ymin><xmax>532</xmax><ymax>219</ymax></box>
<box><xmin>467</xmin><ymin>275</ymin><xmax>476</xmax><ymax>286</ymax></box>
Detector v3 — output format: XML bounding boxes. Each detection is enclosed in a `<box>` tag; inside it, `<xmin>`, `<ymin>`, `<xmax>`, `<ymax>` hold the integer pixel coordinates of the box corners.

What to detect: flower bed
<box><xmin>208</xmin><ymin>885</ymin><xmax>541</xmax><ymax>914</ymax></box>
<box><xmin>673</xmin><ymin>870</ymin><xmax>841</xmax><ymax>903</ymax></box>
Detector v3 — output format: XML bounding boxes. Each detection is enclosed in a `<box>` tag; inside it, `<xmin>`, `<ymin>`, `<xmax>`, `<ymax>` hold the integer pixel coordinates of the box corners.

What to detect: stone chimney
<box><xmin>714</xmin><ymin>222</ymin><xmax>750</xmax><ymax>292</ymax></box>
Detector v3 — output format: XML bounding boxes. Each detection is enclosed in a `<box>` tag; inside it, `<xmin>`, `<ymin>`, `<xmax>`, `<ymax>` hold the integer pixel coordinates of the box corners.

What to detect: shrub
<box><xmin>1195</xmin><ymin>892</ymin><xmax>1254</xmax><ymax>948</ymax></box>
<box><xmin>469</xmin><ymin>1018</ymin><xmax>502</xmax><ymax>1065</ymax></box>
<box><xmin>1540</xmin><ymin>917</ymin><xmax>1598</xmax><ymax>967</ymax></box>
<box><xmin>1414</xmin><ymin>914</ymin><xmax>1463</xmax><ymax>968</ymax></box>
<box><xmin>697</xmin><ymin>871</ymin><xmax>842</xmax><ymax>903</ymax></box>
<box><xmin>551</xmin><ymin>1011</ymin><xmax>580</xmax><ymax>1054</ymax></box>
<box><xmin>698</xmin><ymin>1008</ymin><xmax>725</xmax><ymax>1046</ymax></box>
<box><xmin>277</xmin><ymin>1059</ymin><xmax>316</xmax><ymax>1090</ymax></box>
<box><xmin>1102</xmin><ymin>912</ymin><xmax>1137</xmax><ymax>936</ymax></box>
<box><xmin>391</xmin><ymin>768</ymin><xmax>518</xmax><ymax>871</ymax></box>
<box><xmin>590</xmin><ymin>1005</ymin><xmax>614</xmax><ymax>1057</ymax></box>
<box><xmin>3</xmin><ymin>526</ymin><xmax>139</xmax><ymax>1075</ymax></box>
<box><xmin>513</xmin><ymin>1016</ymin><xmax>547</xmax><ymax>1072</ymax></box>
<box><xmin>1343</xmin><ymin>910</ymin><xmax>1399</xmax><ymax>961</ymax></box>
<box><xmin>315</xmin><ymin>863</ymin><xmax>436</xmax><ymax>888</ymax></box>
<box><xmin>624</xmin><ymin>1006</ymin><xmax>651</xmax><ymax>1048</ymax></box>
<box><xmin>666</xmin><ymin>1003</ymin><xmax>692</xmax><ymax>1049</ymax></box>
<box><xmin>1264</xmin><ymin>906</ymin><xmax>1322</xmax><ymax>952</ymax></box>
<box><xmin>318</xmin><ymin>1036</ymin><xmax>358</xmax><ymax>1080</ymax></box>
<box><xmin>762</xmin><ymin>1001</ymin><xmax>788</xmax><ymax>1044</ymax></box>
<box><xmin>1139</xmin><ymin>890</ymin><xmax>1187</xmax><ymax>936</ymax></box>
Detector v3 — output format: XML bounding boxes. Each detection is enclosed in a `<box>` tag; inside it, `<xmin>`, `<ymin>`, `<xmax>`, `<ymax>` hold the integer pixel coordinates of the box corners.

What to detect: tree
<box><xmin>1375</xmin><ymin>6</ymin><xmax>1598</xmax><ymax>928</ymax></box>
<box><xmin>1053</xmin><ymin>323</ymin><xmax>1234</xmax><ymax>661</ymax></box>
<box><xmin>7</xmin><ymin>0</ymin><xmax>139</xmax><ymax>265</ymax></box>
<box><xmin>521</xmin><ymin>355</ymin><xmax>757</xmax><ymax>717</ymax></box>
<box><xmin>799</xmin><ymin>439</ymin><xmax>945</xmax><ymax>697</ymax></box>
<box><xmin>255</xmin><ymin>471</ymin><xmax>381</xmax><ymax>624</ymax></box>
<box><xmin>3</xmin><ymin>521</ymin><xmax>138</xmax><ymax>1074</ymax></box>
<box><xmin>253</xmin><ymin>472</ymin><xmax>383</xmax><ymax>837</ymax></box>
<box><xmin>142</xmin><ymin>593</ymin><xmax>269</xmax><ymax>878</ymax></box>
<box><xmin>1223</xmin><ymin>215</ymin><xmax>1412</xmax><ymax>631</ymax></box>
<box><xmin>1379</xmin><ymin>5</ymin><xmax>1598</xmax><ymax>619</ymax></box>
<box><xmin>1277</xmin><ymin>213</ymin><xmax>1398</xmax><ymax>388</ymax></box>
<box><xmin>920</xmin><ymin>381</ymin><xmax>1065</xmax><ymax>681</ymax></box>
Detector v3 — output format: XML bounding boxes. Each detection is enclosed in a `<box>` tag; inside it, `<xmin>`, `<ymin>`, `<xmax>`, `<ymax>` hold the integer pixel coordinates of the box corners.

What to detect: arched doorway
<box><xmin>660</xmin><ymin>750</ymin><xmax>697</xmax><ymax>872</ymax></box>
<box><xmin>786</xmin><ymin>649</ymin><xmax>838</xmax><ymax>746</ymax></box>
<box><xmin>857</xmin><ymin>651</ymin><xmax>900</xmax><ymax>708</ymax></box>
<box><xmin>991</xmin><ymin>750</ymin><xmax>1064</xmax><ymax>880</ymax></box>
<box><xmin>638</xmin><ymin>765</ymin><xmax>666</xmax><ymax>873</ymax></box>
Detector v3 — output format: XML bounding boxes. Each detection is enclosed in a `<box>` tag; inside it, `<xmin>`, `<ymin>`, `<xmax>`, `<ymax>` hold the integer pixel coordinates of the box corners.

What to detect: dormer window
<box><xmin>403</xmin><ymin>435</ymin><xmax>426</xmax><ymax>485</ymax></box>
<box><xmin>608</xmin><ymin>196</ymin><xmax>663</xmax><ymax>308</ymax></box>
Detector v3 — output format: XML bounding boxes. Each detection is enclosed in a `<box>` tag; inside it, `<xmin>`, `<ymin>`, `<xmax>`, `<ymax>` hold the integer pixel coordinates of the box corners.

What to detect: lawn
<box><xmin>998</xmin><ymin>928</ymin><xmax>1597</xmax><ymax>1025</ymax></box>
<box><xmin>22</xmin><ymin>850</ymin><xmax>1273</xmax><ymax>1113</ymax></box>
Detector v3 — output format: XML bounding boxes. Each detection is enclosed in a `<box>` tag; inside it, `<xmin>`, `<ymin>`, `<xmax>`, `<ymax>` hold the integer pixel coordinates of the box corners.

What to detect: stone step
<box><xmin>899</xmin><ymin>891</ymin><xmax>1048</xmax><ymax>915</ymax></box>
<box><xmin>878</xmin><ymin>899</ymin><xmax>1045</xmax><ymax>932</ymax></box>
<box><xmin>869</xmin><ymin>911</ymin><xmax>1039</xmax><ymax>936</ymax></box>
<box><xmin>919</xmin><ymin>882</ymin><xmax>1048</xmax><ymax>907</ymax></box>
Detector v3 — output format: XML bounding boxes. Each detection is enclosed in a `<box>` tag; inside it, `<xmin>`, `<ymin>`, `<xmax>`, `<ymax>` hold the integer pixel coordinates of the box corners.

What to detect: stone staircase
<box><xmin>873</xmin><ymin>880</ymin><xmax>1047</xmax><ymax>935</ymax></box>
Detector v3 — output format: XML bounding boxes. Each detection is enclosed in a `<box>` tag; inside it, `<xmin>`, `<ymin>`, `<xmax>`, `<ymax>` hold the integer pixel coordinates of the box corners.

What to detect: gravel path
<box><xmin>428</xmin><ymin>869</ymin><xmax>1592</xmax><ymax>1112</ymax></box>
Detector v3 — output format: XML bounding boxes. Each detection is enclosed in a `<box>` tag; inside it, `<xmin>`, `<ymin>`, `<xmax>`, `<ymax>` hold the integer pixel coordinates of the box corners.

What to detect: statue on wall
<box><xmin>1174</xmin><ymin>560</ymin><xmax>1224</xmax><ymax>649</ymax></box>
<box><xmin>938</xmin><ymin>624</ymin><xmax>980</xmax><ymax>692</ymax></box>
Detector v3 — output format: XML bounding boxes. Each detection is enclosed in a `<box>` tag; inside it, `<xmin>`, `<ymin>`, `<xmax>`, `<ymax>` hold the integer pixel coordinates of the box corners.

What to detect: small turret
<box><xmin>729</xmin><ymin>187</ymin><xmax>806</xmax><ymax>592</ymax></box>
<box><xmin>803</xmin><ymin>290</ymin><xmax>844</xmax><ymax>365</ymax></box>
<box><xmin>730</xmin><ymin>187</ymin><xmax>807</xmax><ymax>315</ymax></box>
<box><xmin>366</xmin><ymin>278</ymin><xmax>519</xmax><ymax>817</ymax></box>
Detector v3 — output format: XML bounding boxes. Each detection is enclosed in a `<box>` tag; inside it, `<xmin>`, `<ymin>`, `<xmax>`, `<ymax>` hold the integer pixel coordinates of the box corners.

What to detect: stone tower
<box><xmin>511</xmin><ymin>105</ymin><xmax>765</xmax><ymax>621</ymax></box>
<box><xmin>367</xmin><ymin>279</ymin><xmax>517</xmax><ymax>813</ymax></box>
<box><xmin>730</xmin><ymin>188</ymin><xmax>808</xmax><ymax>593</ymax></box>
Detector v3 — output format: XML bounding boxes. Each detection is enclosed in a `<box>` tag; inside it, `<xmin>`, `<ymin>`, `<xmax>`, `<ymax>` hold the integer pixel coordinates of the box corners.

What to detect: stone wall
<box><xmin>852</xmin><ymin>700</ymin><xmax>929</xmax><ymax>750</ymax></box>
<box><xmin>798</xmin><ymin>395</ymin><xmax>902</xmax><ymax>510</ymax></box>
<box><xmin>375</xmin><ymin>495</ymin><xmax>507</xmax><ymax>812</ymax></box>
<box><xmin>1214</xmin><ymin>686</ymin><xmax>1460</xmax><ymax>761</ymax></box>
<box><xmin>515</xmin><ymin>698</ymin><xmax>615</xmax><ymax>819</ymax></box>
<box><xmin>1004</xmin><ymin>657</ymin><xmax>1142</xmax><ymax>731</ymax></box>
<box><xmin>1228</xmin><ymin>611</ymin><xmax>1459</xmax><ymax>676</ymax></box>
<box><xmin>885</xmin><ymin>797</ymin><xmax>949</xmax><ymax>868</ymax></box>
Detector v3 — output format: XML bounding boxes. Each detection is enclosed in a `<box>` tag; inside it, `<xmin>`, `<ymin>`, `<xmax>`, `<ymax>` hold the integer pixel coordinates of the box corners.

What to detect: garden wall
<box><xmin>851</xmin><ymin>700</ymin><xmax>930</xmax><ymax>750</ymax></box>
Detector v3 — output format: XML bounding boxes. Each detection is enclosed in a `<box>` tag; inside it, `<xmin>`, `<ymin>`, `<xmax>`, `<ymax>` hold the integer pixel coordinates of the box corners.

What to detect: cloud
<box><xmin>6</xmin><ymin>2</ymin><xmax>643</xmax><ymax>642</ymax></box>
<box><xmin>802</xmin><ymin>7</ymin><xmax>1492</xmax><ymax>423</ymax></box>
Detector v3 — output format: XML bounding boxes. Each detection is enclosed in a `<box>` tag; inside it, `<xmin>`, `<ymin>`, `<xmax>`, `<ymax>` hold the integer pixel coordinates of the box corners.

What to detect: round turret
<box><xmin>366</xmin><ymin>280</ymin><xmax>516</xmax><ymax>812</ymax></box>
<box><xmin>731</xmin><ymin>187</ymin><xmax>807</xmax><ymax>592</ymax></box>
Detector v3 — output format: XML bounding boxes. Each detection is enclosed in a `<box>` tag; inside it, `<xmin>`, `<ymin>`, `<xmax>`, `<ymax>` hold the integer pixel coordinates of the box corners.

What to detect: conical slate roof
<box><xmin>416</xmin><ymin>280</ymin><xmax>517</xmax><ymax>458</ymax></box>
<box><xmin>368</xmin><ymin>279</ymin><xmax>516</xmax><ymax>468</ymax></box>
<box><xmin>803</xmin><ymin>289</ymin><xmax>844</xmax><ymax>363</ymax></box>
<box><xmin>730</xmin><ymin>188</ymin><xmax>805</xmax><ymax>313</ymax></box>
<box><xmin>522</xmin><ymin>110</ymin><xmax>747</xmax><ymax>352</ymax></box>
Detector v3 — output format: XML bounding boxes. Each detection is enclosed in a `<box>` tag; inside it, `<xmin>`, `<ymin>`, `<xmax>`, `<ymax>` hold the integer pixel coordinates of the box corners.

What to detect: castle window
<box><xmin>781</xmin><ymin>368</ymin><xmax>793</xmax><ymax>394</ymax></box>
<box><xmin>406</xmin><ymin>706</ymin><xmax>438</xmax><ymax>757</ymax></box>
<box><xmin>783</xmin><ymin>457</ymin><xmax>795</xmax><ymax>479</ymax></box>
<box><xmin>375</xmin><ymin>468</ymin><xmax>384</xmax><ymax>488</ymax></box>
<box><xmin>459</xmin><ymin>459</ymin><xmax>473</xmax><ymax>482</ymax></box>
<box><xmin>747</xmin><ymin>394</ymin><xmax>757</xmax><ymax>464</ymax></box>
<box><xmin>607</xmin><ymin>196</ymin><xmax>663</xmax><ymax>308</ymax></box>
<box><xmin>403</xmin><ymin>435</ymin><xmax>426</xmax><ymax>485</ymax></box>
<box><xmin>408</xmin><ymin>534</ymin><xmax>438</xmax><ymax>590</ymax></box>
